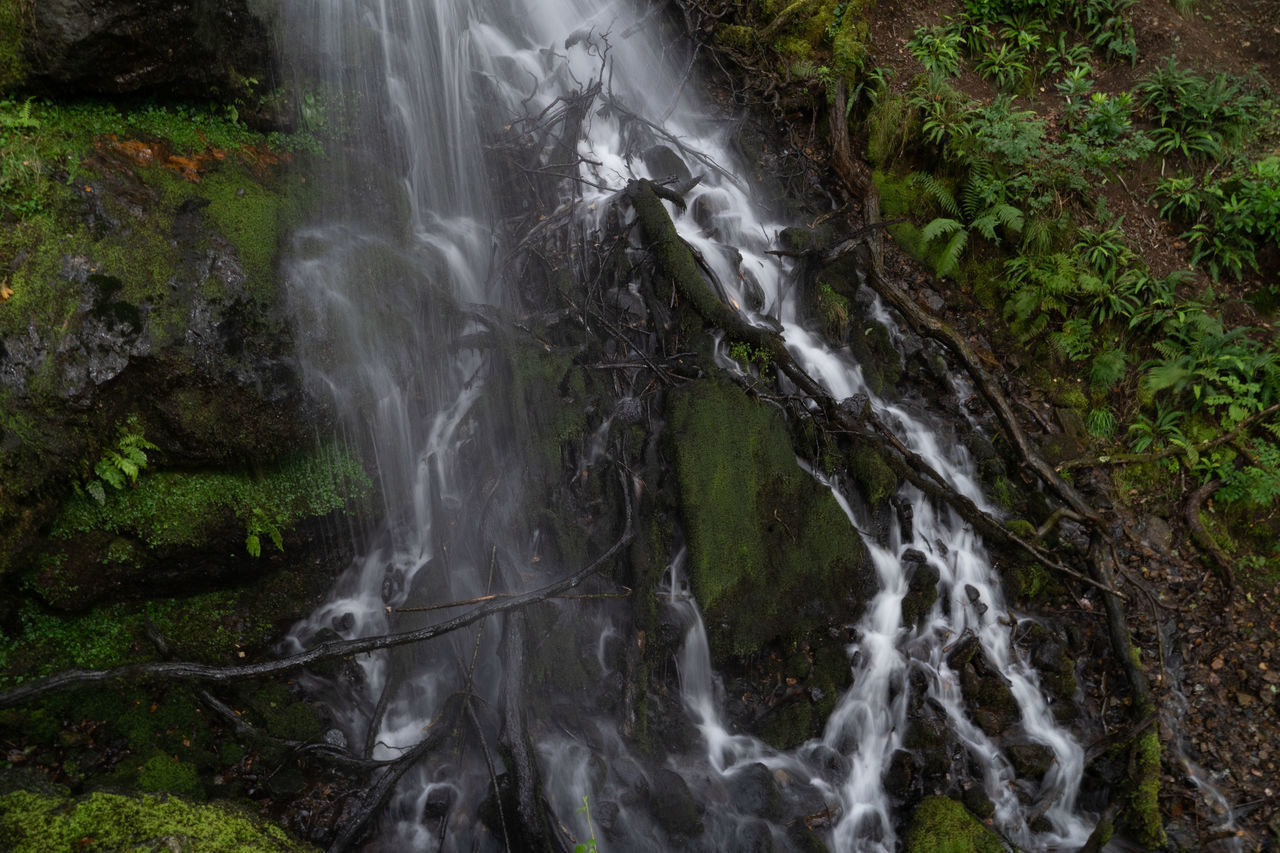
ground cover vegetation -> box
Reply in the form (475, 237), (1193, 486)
(709, 0), (1280, 585)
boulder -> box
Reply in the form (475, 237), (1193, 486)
(16, 0), (274, 106)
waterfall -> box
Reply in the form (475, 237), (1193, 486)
(277, 0), (1097, 849)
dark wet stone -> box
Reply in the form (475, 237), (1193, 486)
(891, 495), (914, 544)
(964, 584), (988, 617)
(803, 743), (850, 780)
(735, 818), (775, 853)
(649, 768), (702, 836)
(594, 800), (620, 835)
(883, 749), (914, 800)
(961, 783), (994, 818)
(727, 763), (782, 820)
(837, 393), (870, 422)
(614, 396), (644, 425)
(24, 0), (274, 107)
(691, 190), (731, 234)
(1006, 742), (1055, 781)
(422, 787), (451, 820)
(643, 145), (692, 185)
(901, 553), (940, 627)
(740, 267), (767, 313)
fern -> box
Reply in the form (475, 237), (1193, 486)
(85, 417), (159, 504)
(1051, 316), (1095, 361)
(0, 98), (40, 130)
(971, 202), (1024, 240)
(1090, 347), (1127, 388)
(908, 172), (960, 216)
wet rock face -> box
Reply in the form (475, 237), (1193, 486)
(22, 0), (273, 101)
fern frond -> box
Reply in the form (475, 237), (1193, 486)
(935, 229), (969, 276)
(921, 216), (963, 244)
(1146, 362), (1191, 392)
(908, 172), (960, 216)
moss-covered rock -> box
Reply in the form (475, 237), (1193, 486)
(902, 796), (1008, 853)
(667, 376), (872, 658)
(33, 443), (370, 610)
(0, 789), (315, 852)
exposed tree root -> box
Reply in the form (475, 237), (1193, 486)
(1185, 478), (1235, 591)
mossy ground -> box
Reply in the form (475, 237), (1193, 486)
(0, 790), (316, 852)
(50, 443), (369, 555)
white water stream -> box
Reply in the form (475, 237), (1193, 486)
(279, 0), (1097, 849)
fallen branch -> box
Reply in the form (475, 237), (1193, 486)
(328, 696), (461, 853)
(0, 510), (633, 710)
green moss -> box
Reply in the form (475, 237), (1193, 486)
(245, 683), (324, 742)
(715, 24), (758, 52)
(1122, 728), (1166, 848)
(1052, 385), (1089, 411)
(902, 796), (1007, 853)
(1004, 519), (1035, 538)
(816, 283), (850, 338)
(51, 443), (370, 552)
(849, 446), (898, 508)
(0, 0), (30, 91)
(0, 580), (299, 686)
(0, 790), (314, 852)
(137, 754), (203, 798)
(199, 167), (288, 302)
(667, 377), (869, 656)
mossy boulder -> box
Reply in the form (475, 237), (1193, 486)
(667, 377), (872, 658)
(903, 796), (1008, 853)
(0, 789), (316, 852)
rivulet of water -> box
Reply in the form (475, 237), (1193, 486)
(277, 0), (1097, 849)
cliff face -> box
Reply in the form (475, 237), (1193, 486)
(7, 0), (275, 107)
(0, 0), (360, 621)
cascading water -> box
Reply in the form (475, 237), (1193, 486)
(277, 0), (1099, 849)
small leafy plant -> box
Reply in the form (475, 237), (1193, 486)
(574, 795), (599, 853)
(85, 417), (159, 505)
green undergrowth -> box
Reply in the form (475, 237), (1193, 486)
(0, 790), (315, 852)
(854, 0), (1280, 571)
(51, 443), (371, 557)
(1, 584), (290, 686)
